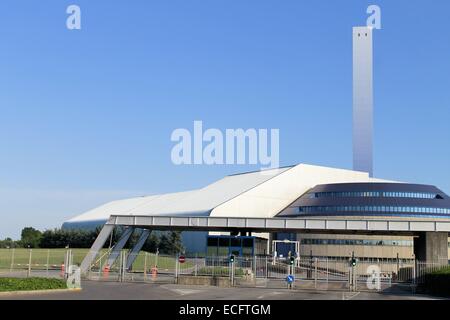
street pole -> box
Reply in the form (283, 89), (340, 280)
(231, 260), (235, 287)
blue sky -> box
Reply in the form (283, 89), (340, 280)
(1, 0), (449, 239)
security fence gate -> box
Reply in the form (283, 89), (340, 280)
(1, 249), (448, 293)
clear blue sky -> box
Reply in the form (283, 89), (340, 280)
(1, 0), (449, 239)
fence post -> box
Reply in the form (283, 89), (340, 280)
(194, 254), (198, 277)
(10, 248), (15, 273)
(99, 256), (102, 277)
(231, 260), (235, 287)
(144, 252), (147, 280)
(265, 256), (268, 279)
(314, 258), (318, 289)
(27, 249), (32, 278)
(175, 254), (179, 284)
(120, 250), (125, 282)
(326, 258), (329, 286)
(46, 249), (50, 276)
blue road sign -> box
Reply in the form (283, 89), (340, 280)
(286, 275), (294, 284)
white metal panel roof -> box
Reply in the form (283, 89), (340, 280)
(66, 166), (291, 223)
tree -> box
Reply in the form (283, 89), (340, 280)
(39, 229), (99, 248)
(168, 231), (184, 255)
(20, 227), (42, 248)
(142, 232), (159, 253)
(158, 233), (171, 254)
(156, 231), (184, 255)
(0, 238), (17, 248)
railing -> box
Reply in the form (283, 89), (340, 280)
(2, 249), (448, 292)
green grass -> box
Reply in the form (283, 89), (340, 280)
(0, 248), (189, 272)
(0, 277), (67, 292)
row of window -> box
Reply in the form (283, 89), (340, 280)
(298, 206), (450, 214)
(301, 239), (413, 247)
(309, 191), (441, 199)
(207, 237), (254, 248)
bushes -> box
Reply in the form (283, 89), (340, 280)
(0, 278), (67, 292)
(423, 267), (450, 297)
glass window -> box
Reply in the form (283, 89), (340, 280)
(242, 238), (253, 248)
(219, 237), (229, 247)
(230, 238), (241, 247)
(207, 237), (218, 247)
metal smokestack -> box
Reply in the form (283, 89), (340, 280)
(353, 26), (373, 177)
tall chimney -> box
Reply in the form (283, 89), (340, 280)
(353, 26), (373, 177)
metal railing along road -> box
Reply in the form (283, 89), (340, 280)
(2, 249), (448, 292)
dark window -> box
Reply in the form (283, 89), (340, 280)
(230, 238), (241, 247)
(207, 237), (218, 247)
(242, 238), (253, 248)
(219, 238), (229, 247)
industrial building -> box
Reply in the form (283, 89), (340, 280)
(63, 163), (450, 268)
(64, 26), (450, 272)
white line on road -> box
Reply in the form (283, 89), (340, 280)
(342, 292), (361, 300)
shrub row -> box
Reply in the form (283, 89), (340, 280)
(422, 267), (450, 297)
(0, 277), (67, 292)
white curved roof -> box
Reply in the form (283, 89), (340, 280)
(64, 164), (395, 225)
(65, 166), (291, 223)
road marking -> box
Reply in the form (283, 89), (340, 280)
(343, 292), (361, 300)
(257, 291), (284, 299)
(160, 285), (204, 296)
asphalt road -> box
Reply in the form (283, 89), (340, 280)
(0, 280), (443, 300)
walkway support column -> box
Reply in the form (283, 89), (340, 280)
(414, 232), (449, 264)
(126, 229), (151, 270)
(80, 224), (114, 274)
(106, 227), (135, 268)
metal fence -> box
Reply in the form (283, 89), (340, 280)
(0, 248), (73, 279)
(1, 249), (448, 293)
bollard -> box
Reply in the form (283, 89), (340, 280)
(103, 265), (110, 280)
(151, 266), (158, 280)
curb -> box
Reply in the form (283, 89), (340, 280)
(0, 288), (82, 297)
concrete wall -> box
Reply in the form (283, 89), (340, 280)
(414, 232), (449, 263)
(177, 276), (232, 287)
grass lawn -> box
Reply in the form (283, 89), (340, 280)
(0, 249), (187, 272)
(0, 277), (67, 292)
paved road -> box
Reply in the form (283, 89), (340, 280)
(0, 280), (443, 300)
